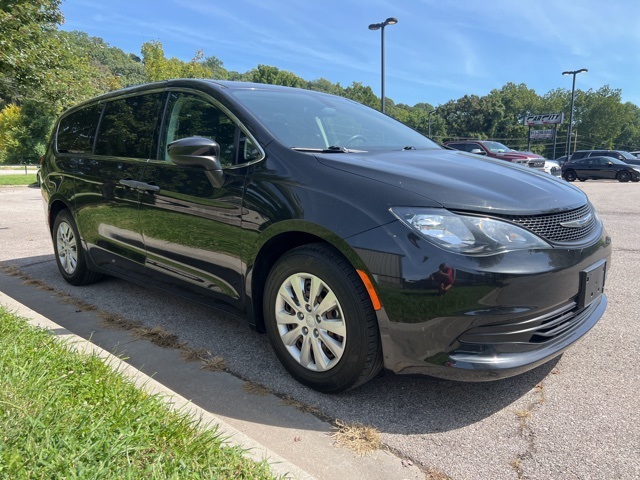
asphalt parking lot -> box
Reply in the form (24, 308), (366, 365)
(1, 181), (639, 479)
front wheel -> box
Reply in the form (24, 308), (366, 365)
(263, 244), (382, 393)
(564, 170), (577, 182)
(52, 210), (102, 286)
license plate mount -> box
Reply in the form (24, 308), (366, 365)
(578, 260), (606, 309)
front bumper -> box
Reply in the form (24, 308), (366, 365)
(348, 220), (612, 381)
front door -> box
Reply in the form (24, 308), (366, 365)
(137, 91), (248, 310)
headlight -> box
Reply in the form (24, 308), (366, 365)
(390, 207), (550, 255)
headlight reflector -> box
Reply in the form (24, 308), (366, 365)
(390, 207), (550, 255)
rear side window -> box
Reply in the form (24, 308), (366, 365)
(56, 104), (103, 154)
(95, 93), (164, 159)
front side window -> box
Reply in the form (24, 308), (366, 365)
(57, 104), (103, 154)
(95, 93), (164, 159)
(161, 92), (243, 167)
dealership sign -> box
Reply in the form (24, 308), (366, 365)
(524, 113), (564, 126)
(530, 129), (555, 140)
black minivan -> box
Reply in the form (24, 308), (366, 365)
(41, 79), (611, 392)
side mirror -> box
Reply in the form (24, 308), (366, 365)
(168, 136), (225, 187)
(470, 148), (486, 155)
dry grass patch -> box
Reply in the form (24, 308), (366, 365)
(426, 467), (455, 480)
(22, 277), (55, 291)
(280, 395), (322, 417)
(0, 264), (21, 276)
(331, 419), (380, 455)
(58, 292), (96, 311)
(200, 355), (227, 372)
(99, 311), (140, 330)
(181, 347), (210, 362)
(242, 381), (270, 396)
(133, 325), (183, 348)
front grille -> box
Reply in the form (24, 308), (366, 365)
(528, 159), (545, 168)
(459, 302), (582, 346)
(497, 204), (597, 243)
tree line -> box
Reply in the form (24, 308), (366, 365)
(2, 0), (639, 164)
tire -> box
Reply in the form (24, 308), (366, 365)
(578, 178), (587, 182)
(52, 210), (102, 286)
(617, 171), (631, 183)
(564, 170), (577, 182)
(263, 244), (382, 393)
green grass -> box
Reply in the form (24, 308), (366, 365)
(0, 174), (38, 186)
(0, 307), (277, 480)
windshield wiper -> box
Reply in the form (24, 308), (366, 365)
(291, 146), (348, 153)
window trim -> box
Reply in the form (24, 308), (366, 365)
(161, 87), (265, 170)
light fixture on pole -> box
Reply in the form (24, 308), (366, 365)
(368, 17), (398, 114)
(562, 68), (587, 158)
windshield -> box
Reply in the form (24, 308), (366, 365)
(619, 151), (637, 160)
(230, 89), (440, 151)
(608, 157), (627, 165)
(483, 141), (513, 153)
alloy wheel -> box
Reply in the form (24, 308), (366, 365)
(274, 272), (346, 372)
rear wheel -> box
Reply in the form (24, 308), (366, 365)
(617, 171), (631, 182)
(53, 210), (102, 286)
(564, 170), (577, 182)
(263, 244), (382, 393)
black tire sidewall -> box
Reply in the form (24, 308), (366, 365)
(52, 210), (91, 285)
(565, 171), (576, 182)
(618, 171), (630, 182)
(263, 246), (377, 392)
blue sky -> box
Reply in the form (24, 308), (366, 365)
(60, 0), (640, 108)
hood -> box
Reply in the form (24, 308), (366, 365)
(315, 148), (587, 215)
(497, 151), (544, 161)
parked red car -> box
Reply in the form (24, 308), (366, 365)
(445, 140), (545, 171)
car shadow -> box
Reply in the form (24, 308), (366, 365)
(3, 255), (562, 436)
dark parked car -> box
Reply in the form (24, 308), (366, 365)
(562, 156), (640, 182)
(570, 149), (639, 165)
(41, 80), (611, 392)
(444, 140), (546, 171)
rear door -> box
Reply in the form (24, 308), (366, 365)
(73, 92), (165, 278)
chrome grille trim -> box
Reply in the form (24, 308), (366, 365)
(496, 204), (597, 243)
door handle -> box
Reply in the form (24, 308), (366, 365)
(119, 179), (161, 193)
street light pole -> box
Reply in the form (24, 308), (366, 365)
(428, 109), (435, 137)
(562, 68), (587, 158)
(368, 17), (398, 114)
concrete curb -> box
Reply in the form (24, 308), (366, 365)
(0, 291), (317, 480)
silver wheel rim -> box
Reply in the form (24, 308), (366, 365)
(275, 272), (347, 372)
(56, 221), (78, 275)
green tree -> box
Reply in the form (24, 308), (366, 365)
(0, 103), (20, 162)
(246, 64), (306, 88)
(202, 55), (228, 80)
(0, 0), (64, 104)
(1, 100), (53, 164)
(141, 40), (213, 82)
(343, 82), (379, 110)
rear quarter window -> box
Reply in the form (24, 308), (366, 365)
(56, 104), (103, 154)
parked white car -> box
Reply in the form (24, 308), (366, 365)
(543, 159), (561, 177)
